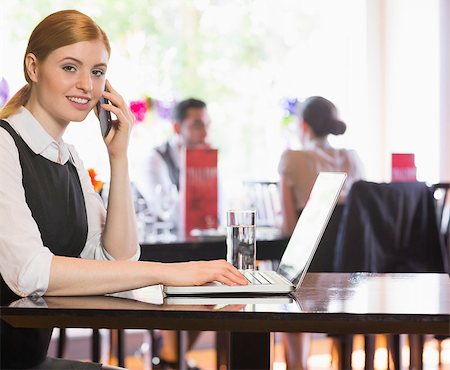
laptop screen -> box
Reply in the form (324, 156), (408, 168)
(277, 172), (347, 286)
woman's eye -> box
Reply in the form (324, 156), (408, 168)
(62, 65), (76, 72)
(92, 70), (105, 77)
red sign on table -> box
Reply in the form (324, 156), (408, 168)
(391, 153), (417, 182)
(180, 148), (218, 236)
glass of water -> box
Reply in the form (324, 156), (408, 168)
(226, 210), (256, 270)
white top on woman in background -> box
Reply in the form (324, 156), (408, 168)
(278, 96), (364, 235)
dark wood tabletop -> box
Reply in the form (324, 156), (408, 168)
(3, 273), (449, 334)
(3, 273), (449, 369)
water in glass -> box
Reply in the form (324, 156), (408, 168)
(226, 224), (256, 270)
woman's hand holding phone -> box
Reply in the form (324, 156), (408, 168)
(96, 80), (135, 160)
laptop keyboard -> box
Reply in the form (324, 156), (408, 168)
(242, 270), (276, 285)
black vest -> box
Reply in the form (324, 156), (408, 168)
(0, 120), (88, 369)
(155, 141), (180, 190)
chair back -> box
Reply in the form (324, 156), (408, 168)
(431, 183), (450, 246)
(243, 181), (281, 227)
(333, 181), (449, 273)
(308, 204), (345, 272)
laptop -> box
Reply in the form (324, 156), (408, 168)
(163, 295), (294, 306)
(163, 172), (347, 296)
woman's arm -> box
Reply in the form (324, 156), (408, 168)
(47, 256), (247, 296)
(98, 81), (139, 259)
(279, 176), (298, 236)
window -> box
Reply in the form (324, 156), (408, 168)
(0, 0), (442, 191)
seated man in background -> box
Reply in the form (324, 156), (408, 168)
(134, 98), (210, 369)
(134, 98), (211, 235)
(135, 97), (210, 198)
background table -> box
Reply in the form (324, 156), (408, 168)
(139, 232), (289, 262)
(2, 273), (449, 369)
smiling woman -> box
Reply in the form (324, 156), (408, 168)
(0, 9), (247, 370)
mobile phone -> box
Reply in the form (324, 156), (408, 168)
(96, 96), (112, 138)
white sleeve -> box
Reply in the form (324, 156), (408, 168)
(0, 128), (54, 297)
(132, 149), (173, 209)
(68, 145), (140, 262)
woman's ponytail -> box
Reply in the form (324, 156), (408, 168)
(0, 84), (31, 119)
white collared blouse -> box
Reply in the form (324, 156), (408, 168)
(0, 107), (139, 298)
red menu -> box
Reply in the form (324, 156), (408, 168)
(180, 148), (218, 236)
(391, 153), (417, 182)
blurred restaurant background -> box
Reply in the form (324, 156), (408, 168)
(2, 0), (448, 190)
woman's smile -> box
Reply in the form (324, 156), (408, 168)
(67, 95), (91, 110)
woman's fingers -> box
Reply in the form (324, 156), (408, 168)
(214, 275), (238, 286)
(103, 80), (122, 106)
(162, 260), (249, 287)
(101, 103), (130, 127)
(102, 81), (134, 123)
(197, 260), (248, 286)
(224, 264), (248, 285)
(98, 81), (134, 149)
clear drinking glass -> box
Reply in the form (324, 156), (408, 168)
(226, 210), (256, 270)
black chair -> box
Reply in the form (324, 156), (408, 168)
(431, 183), (450, 365)
(431, 183), (450, 259)
(333, 180), (449, 369)
(308, 204), (345, 272)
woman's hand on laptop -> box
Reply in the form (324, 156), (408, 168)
(160, 260), (248, 286)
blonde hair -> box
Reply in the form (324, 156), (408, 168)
(0, 10), (110, 119)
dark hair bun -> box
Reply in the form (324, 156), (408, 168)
(300, 96), (346, 137)
(328, 119), (347, 135)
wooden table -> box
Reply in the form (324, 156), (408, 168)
(2, 273), (449, 369)
(57, 232), (290, 365)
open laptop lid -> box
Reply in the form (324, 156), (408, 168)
(277, 172), (347, 288)
(163, 172), (346, 296)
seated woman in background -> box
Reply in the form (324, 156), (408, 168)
(277, 96), (364, 369)
(0, 10), (246, 370)
(278, 95), (364, 235)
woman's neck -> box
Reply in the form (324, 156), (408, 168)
(24, 99), (67, 141)
(303, 135), (329, 150)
